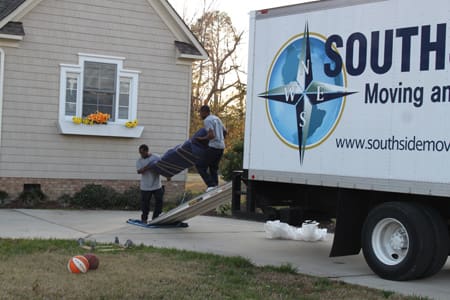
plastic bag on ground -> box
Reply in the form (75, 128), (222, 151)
(264, 220), (327, 241)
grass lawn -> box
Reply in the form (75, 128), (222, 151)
(0, 239), (429, 300)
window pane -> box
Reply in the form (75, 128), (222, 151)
(101, 64), (116, 79)
(67, 75), (78, 90)
(83, 91), (97, 105)
(98, 93), (113, 105)
(83, 61), (117, 120)
(84, 62), (100, 90)
(66, 92), (76, 103)
(118, 78), (130, 119)
(100, 77), (115, 91)
(65, 73), (78, 116)
(84, 62), (116, 92)
(83, 92), (114, 116)
(98, 105), (113, 116)
(118, 107), (128, 119)
(120, 80), (130, 94)
(100, 64), (116, 91)
(84, 75), (98, 90)
(119, 94), (129, 106)
(65, 102), (76, 116)
(82, 104), (98, 116)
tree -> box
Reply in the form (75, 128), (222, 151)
(189, 9), (246, 148)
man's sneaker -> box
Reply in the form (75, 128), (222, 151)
(205, 186), (217, 193)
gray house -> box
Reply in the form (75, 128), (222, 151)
(0, 0), (207, 202)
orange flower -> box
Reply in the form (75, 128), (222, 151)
(87, 111), (110, 124)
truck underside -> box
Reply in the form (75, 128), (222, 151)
(231, 170), (450, 280)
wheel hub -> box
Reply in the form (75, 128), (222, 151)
(371, 218), (409, 265)
(389, 229), (407, 251)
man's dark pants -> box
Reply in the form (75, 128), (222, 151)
(196, 147), (224, 188)
(140, 187), (164, 222)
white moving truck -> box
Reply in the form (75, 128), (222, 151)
(234, 0), (450, 280)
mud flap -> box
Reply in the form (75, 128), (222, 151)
(330, 190), (369, 257)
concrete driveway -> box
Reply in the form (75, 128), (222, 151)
(1, 208), (449, 299)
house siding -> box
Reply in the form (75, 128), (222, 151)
(0, 0), (193, 200)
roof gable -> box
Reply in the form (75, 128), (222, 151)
(147, 0), (207, 60)
(0, 0), (26, 36)
(0, 20), (23, 35)
(0, 0), (207, 60)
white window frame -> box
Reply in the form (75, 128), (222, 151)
(58, 53), (143, 138)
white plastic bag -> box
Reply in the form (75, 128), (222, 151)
(264, 220), (327, 241)
(298, 220), (327, 241)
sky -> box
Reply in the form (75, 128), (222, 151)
(168, 0), (310, 71)
(168, 0), (305, 34)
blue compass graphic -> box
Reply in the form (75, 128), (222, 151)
(259, 24), (356, 164)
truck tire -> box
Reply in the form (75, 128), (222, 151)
(415, 204), (449, 278)
(361, 202), (434, 280)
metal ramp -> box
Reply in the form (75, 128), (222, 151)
(148, 182), (232, 225)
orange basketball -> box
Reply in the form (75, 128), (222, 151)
(67, 255), (90, 273)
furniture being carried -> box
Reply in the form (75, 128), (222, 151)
(146, 128), (208, 178)
(127, 128), (231, 227)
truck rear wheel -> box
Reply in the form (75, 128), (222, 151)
(415, 204), (449, 278)
(362, 202), (434, 280)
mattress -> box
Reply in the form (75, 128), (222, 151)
(147, 128), (208, 177)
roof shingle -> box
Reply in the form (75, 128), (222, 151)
(0, 0), (26, 21)
(174, 41), (202, 56)
(0, 21), (23, 35)
(0, 0), (25, 36)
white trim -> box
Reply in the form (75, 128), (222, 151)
(185, 67), (193, 138)
(121, 69), (141, 74)
(176, 59), (195, 66)
(119, 71), (139, 121)
(0, 40), (20, 48)
(177, 53), (206, 61)
(58, 53), (141, 137)
(79, 54), (123, 69)
(0, 48), (4, 149)
(78, 52), (126, 61)
(57, 120), (144, 138)
(59, 64), (81, 121)
(0, 34), (23, 41)
(60, 63), (80, 68)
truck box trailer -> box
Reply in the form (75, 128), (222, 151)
(234, 0), (450, 280)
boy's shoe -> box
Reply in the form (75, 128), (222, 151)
(205, 186), (217, 193)
(141, 214), (148, 224)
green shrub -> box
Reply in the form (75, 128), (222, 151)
(115, 185), (140, 210)
(220, 139), (243, 181)
(70, 184), (118, 209)
(215, 202), (231, 216)
(18, 189), (47, 208)
(57, 194), (72, 208)
(0, 190), (8, 205)
(66, 184), (141, 210)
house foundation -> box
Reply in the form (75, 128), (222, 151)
(0, 177), (185, 204)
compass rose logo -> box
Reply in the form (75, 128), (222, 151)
(259, 24), (356, 164)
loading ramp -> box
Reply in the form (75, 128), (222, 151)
(148, 182), (232, 225)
